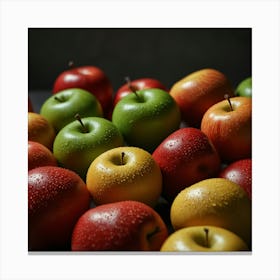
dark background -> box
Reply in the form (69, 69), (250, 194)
(28, 28), (251, 112)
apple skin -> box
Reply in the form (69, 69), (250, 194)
(113, 78), (168, 106)
(152, 127), (221, 201)
(235, 77), (252, 98)
(170, 68), (234, 127)
(53, 117), (124, 179)
(53, 65), (113, 116)
(28, 112), (56, 150)
(28, 141), (57, 170)
(201, 96), (252, 163)
(86, 146), (162, 207)
(170, 178), (252, 247)
(71, 200), (169, 251)
(28, 166), (90, 250)
(160, 225), (248, 252)
(112, 88), (181, 153)
(40, 88), (103, 133)
(219, 158), (252, 199)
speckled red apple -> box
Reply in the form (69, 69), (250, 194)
(28, 166), (90, 250)
(219, 158), (252, 199)
(28, 141), (57, 170)
(152, 127), (221, 201)
(71, 200), (169, 251)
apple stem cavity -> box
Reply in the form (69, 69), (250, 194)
(75, 113), (89, 133)
(54, 96), (64, 102)
(224, 94), (233, 111)
(124, 76), (141, 100)
(204, 227), (209, 248)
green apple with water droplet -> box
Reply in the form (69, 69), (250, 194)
(40, 88), (103, 133)
(53, 115), (124, 179)
(112, 88), (181, 152)
(86, 146), (162, 207)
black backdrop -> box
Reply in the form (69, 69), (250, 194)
(28, 28), (251, 93)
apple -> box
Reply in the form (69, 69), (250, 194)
(71, 200), (169, 251)
(53, 115), (124, 179)
(170, 178), (252, 247)
(86, 146), (162, 207)
(160, 225), (248, 252)
(219, 158), (252, 199)
(152, 127), (221, 201)
(113, 77), (168, 106)
(40, 88), (103, 133)
(201, 96), (252, 163)
(28, 141), (57, 170)
(169, 68), (234, 127)
(53, 63), (113, 116)
(28, 166), (90, 250)
(28, 112), (56, 150)
(112, 88), (181, 153)
(235, 77), (252, 98)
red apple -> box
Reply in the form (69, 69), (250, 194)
(53, 64), (113, 116)
(170, 68), (234, 127)
(28, 141), (57, 170)
(28, 166), (90, 250)
(71, 200), (169, 251)
(219, 158), (252, 199)
(152, 127), (221, 201)
(113, 77), (168, 106)
(201, 96), (252, 163)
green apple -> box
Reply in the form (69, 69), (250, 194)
(235, 77), (252, 98)
(112, 88), (181, 152)
(160, 226), (248, 252)
(40, 88), (103, 132)
(53, 115), (124, 179)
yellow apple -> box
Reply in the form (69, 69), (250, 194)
(170, 178), (251, 247)
(160, 225), (248, 252)
(28, 112), (56, 150)
(86, 146), (162, 207)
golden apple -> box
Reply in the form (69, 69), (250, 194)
(170, 178), (251, 247)
(86, 146), (162, 207)
(28, 112), (55, 150)
(160, 225), (248, 252)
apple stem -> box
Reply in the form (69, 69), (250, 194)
(124, 76), (140, 100)
(75, 113), (89, 133)
(204, 228), (209, 247)
(54, 96), (63, 102)
(224, 94), (233, 111)
(121, 152), (125, 165)
(68, 60), (74, 68)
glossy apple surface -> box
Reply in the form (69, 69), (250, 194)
(219, 158), (252, 199)
(71, 200), (168, 251)
(28, 141), (57, 170)
(170, 178), (252, 247)
(40, 88), (103, 133)
(170, 68), (234, 127)
(152, 127), (221, 201)
(160, 225), (248, 252)
(28, 112), (56, 150)
(86, 146), (162, 207)
(113, 77), (167, 106)
(28, 166), (90, 250)
(53, 116), (124, 179)
(53, 65), (113, 116)
(201, 96), (252, 163)
(235, 77), (252, 98)
(112, 88), (181, 153)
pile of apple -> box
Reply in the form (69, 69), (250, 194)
(28, 65), (252, 252)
